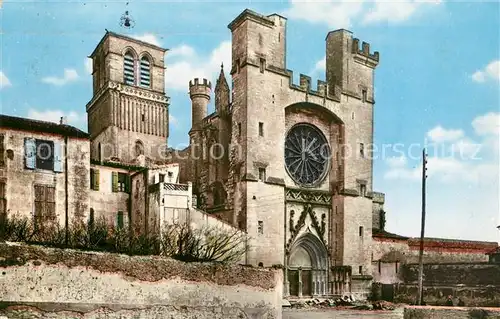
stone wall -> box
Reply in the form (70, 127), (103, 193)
(403, 306), (500, 319)
(0, 127), (90, 226)
(392, 263), (500, 307)
(0, 242), (283, 318)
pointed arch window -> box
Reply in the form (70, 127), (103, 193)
(123, 51), (136, 85)
(139, 56), (151, 87)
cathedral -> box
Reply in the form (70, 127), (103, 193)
(87, 9), (384, 297)
(1, 8), (496, 301)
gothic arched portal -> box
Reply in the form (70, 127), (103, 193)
(286, 233), (329, 297)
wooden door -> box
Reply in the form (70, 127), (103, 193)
(289, 270), (299, 296)
(301, 270), (312, 296)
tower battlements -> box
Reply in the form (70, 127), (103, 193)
(189, 78), (211, 129)
(352, 38), (379, 65)
(189, 78), (212, 99)
(283, 71), (341, 102)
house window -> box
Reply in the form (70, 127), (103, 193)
(258, 168), (266, 182)
(139, 56), (151, 87)
(36, 139), (55, 171)
(395, 261), (399, 273)
(124, 51), (136, 85)
(259, 122), (264, 137)
(90, 168), (100, 191)
(238, 123), (241, 137)
(360, 184), (366, 197)
(362, 89), (367, 102)
(0, 181), (6, 223)
(0, 134), (5, 167)
(360, 143), (364, 158)
(89, 208), (95, 228)
(117, 211), (124, 229)
(258, 221), (264, 234)
(378, 260), (381, 274)
(359, 266), (363, 275)
(135, 140), (144, 157)
(231, 79), (235, 101)
(112, 172), (129, 193)
(25, 138), (62, 172)
(259, 58), (266, 73)
(34, 185), (56, 230)
(159, 174), (165, 183)
(359, 226), (363, 237)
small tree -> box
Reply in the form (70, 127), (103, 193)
(160, 223), (248, 264)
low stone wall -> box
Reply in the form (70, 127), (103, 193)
(0, 242), (283, 318)
(404, 306), (500, 318)
(392, 263), (500, 307)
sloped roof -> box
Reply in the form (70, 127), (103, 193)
(0, 114), (89, 139)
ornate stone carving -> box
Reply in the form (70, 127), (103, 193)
(286, 188), (332, 206)
(286, 203), (327, 253)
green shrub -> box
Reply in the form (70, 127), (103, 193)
(0, 213), (248, 264)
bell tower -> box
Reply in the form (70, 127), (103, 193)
(86, 31), (170, 163)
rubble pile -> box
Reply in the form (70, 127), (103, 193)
(288, 296), (397, 311)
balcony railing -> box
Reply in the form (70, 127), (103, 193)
(163, 183), (189, 192)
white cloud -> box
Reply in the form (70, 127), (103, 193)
(284, 0), (441, 28)
(165, 41), (231, 92)
(132, 33), (162, 47)
(385, 112), (500, 184)
(427, 125), (464, 143)
(449, 138), (482, 159)
(169, 114), (179, 126)
(363, 0), (441, 24)
(472, 60), (500, 83)
(284, 0), (364, 29)
(0, 71), (12, 89)
(386, 155), (408, 168)
(84, 58), (93, 75)
(27, 109), (85, 127)
(41, 69), (79, 86)
(312, 56), (326, 74)
(472, 112), (500, 136)
(168, 45), (195, 59)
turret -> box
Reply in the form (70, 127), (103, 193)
(325, 29), (379, 100)
(215, 63), (230, 115)
(189, 78), (211, 129)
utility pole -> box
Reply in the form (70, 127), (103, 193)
(417, 149), (427, 305)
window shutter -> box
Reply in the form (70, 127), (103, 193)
(125, 175), (131, 193)
(53, 142), (63, 172)
(24, 138), (36, 169)
(94, 169), (100, 191)
(117, 211), (124, 229)
(112, 172), (118, 192)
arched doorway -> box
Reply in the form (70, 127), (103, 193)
(287, 233), (329, 297)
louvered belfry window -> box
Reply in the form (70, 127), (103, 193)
(140, 56), (151, 87)
(124, 52), (135, 85)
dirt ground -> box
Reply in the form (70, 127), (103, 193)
(282, 307), (405, 319)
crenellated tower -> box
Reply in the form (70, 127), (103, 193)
(189, 78), (211, 129)
(326, 29), (379, 101)
(188, 78), (212, 208)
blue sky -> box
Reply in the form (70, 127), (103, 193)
(1, 1), (499, 242)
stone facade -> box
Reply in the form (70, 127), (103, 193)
(177, 9), (382, 298)
(87, 32), (169, 163)
(371, 232), (497, 284)
(1, 8), (498, 303)
(0, 115), (90, 227)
